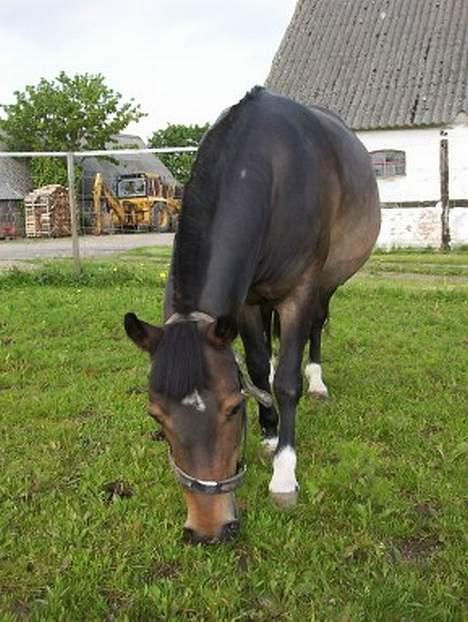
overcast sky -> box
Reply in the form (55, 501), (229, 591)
(0, 0), (296, 141)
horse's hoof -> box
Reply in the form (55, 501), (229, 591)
(309, 389), (329, 401)
(270, 489), (299, 508)
(261, 436), (278, 455)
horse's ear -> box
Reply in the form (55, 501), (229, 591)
(205, 316), (238, 348)
(124, 313), (163, 354)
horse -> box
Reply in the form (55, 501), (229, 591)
(124, 86), (380, 544)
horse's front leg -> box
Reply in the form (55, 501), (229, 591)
(269, 302), (312, 506)
(239, 305), (279, 448)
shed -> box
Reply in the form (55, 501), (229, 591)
(0, 150), (32, 238)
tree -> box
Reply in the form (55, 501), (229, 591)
(0, 72), (145, 186)
(149, 123), (209, 184)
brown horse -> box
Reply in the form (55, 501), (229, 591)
(125, 87), (380, 543)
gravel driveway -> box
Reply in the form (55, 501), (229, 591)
(0, 233), (174, 268)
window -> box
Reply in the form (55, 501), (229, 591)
(370, 150), (406, 178)
(117, 178), (146, 198)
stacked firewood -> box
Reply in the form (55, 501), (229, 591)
(24, 185), (72, 238)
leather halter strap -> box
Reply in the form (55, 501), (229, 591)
(168, 426), (247, 496)
(168, 455), (247, 495)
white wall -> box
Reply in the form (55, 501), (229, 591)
(357, 127), (441, 202)
(450, 208), (468, 247)
(357, 125), (468, 247)
(447, 124), (468, 199)
(377, 205), (442, 249)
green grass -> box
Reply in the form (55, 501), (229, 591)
(0, 250), (467, 621)
(365, 252), (468, 279)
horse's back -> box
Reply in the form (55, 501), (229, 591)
(238, 89), (380, 292)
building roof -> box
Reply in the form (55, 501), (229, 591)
(80, 134), (176, 198)
(0, 148), (32, 201)
(266, 0), (468, 130)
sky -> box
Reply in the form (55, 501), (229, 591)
(0, 0), (297, 141)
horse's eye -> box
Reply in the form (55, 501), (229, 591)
(148, 406), (164, 421)
(227, 400), (244, 418)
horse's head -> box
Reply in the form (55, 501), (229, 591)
(124, 312), (245, 544)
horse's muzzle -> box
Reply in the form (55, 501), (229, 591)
(183, 520), (240, 545)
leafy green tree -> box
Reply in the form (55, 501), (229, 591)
(0, 72), (145, 187)
(149, 123), (209, 184)
(30, 157), (71, 188)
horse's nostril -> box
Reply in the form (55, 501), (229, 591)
(182, 527), (212, 545)
(182, 527), (198, 544)
(220, 520), (240, 542)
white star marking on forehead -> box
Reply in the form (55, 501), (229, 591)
(181, 390), (206, 412)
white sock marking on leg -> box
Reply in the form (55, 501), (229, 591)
(304, 363), (329, 396)
(269, 446), (298, 494)
(262, 436), (278, 453)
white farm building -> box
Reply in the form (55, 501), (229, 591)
(266, 0), (468, 248)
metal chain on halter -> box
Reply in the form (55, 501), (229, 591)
(234, 353), (273, 408)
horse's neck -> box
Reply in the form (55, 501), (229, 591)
(197, 245), (252, 318)
(172, 168), (269, 318)
(195, 198), (265, 317)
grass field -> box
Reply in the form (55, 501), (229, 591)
(0, 249), (467, 621)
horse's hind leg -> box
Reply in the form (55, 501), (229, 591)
(305, 289), (335, 400)
(239, 306), (279, 450)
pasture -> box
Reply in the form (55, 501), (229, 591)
(0, 249), (467, 621)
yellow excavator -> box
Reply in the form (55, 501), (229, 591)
(92, 172), (182, 234)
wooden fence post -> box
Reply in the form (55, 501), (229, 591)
(439, 137), (451, 251)
(66, 152), (82, 276)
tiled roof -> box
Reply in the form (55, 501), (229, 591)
(79, 134), (177, 198)
(266, 0), (468, 129)
(0, 150), (32, 200)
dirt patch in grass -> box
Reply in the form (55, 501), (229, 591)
(149, 429), (166, 442)
(236, 548), (250, 572)
(126, 385), (147, 395)
(1, 583), (47, 621)
(76, 408), (99, 420)
(421, 424), (444, 437)
(0, 337), (15, 346)
(101, 480), (134, 503)
(414, 502), (440, 517)
(101, 587), (130, 621)
(147, 560), (180, 581)
(8, 600), (31, 621)
(395, 534), (442, 562)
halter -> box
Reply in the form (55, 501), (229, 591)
(168, 409), (247, 495)
(162, 311), (270, 495)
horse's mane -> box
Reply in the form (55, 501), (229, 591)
(150, 322), (208, 400)
(172, 86), (265, 314)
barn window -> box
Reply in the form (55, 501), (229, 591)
(370, 150), (406, 177)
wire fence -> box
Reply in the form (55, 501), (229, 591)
(0, 147), (198, 274)
(0, 136), (467, 272)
